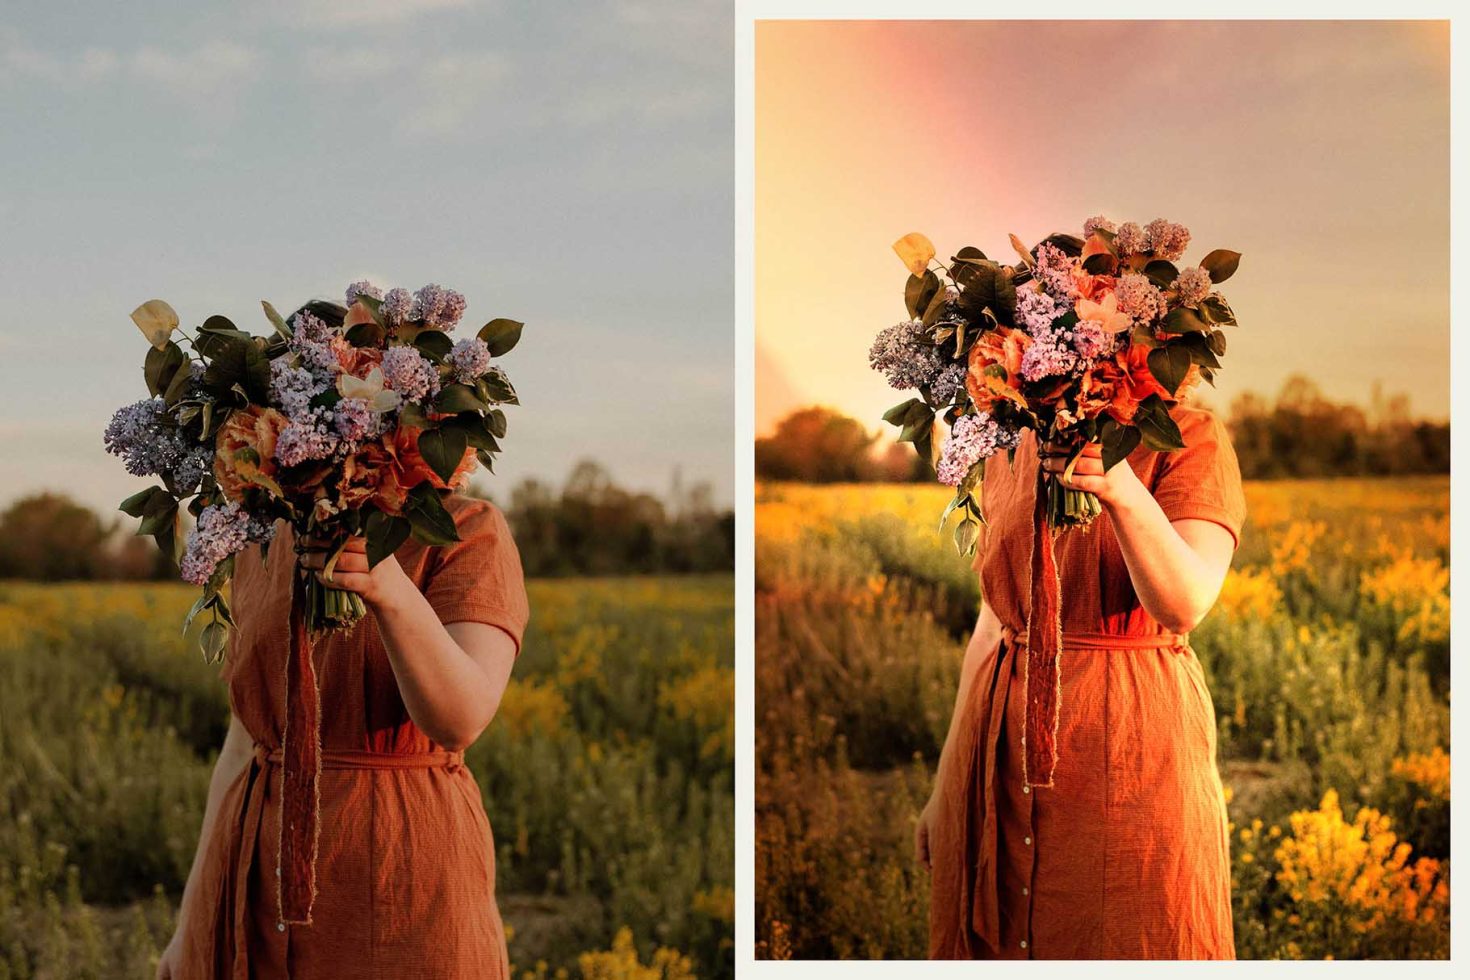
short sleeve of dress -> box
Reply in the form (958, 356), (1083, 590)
(423, 499), (531, 656)
(1150, 408), (1248, 550)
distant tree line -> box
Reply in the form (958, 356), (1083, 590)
(0, 462), (733, 582)
(757, 377), (1448, 484)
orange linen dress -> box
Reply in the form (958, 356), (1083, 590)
(175, 495), (531, 979)
(928, 405), (1247, 960)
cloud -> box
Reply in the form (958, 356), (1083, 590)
(1, 32), (259, 104)
(262, 0), (478, 30)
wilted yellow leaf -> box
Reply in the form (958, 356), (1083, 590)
(131, 299), (179, 349)
(1008, 234), (1035, 269)
(892, 233), (936, 277)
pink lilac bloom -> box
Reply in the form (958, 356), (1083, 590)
(448, 337), (492, 383)
(1071, 319), (1120, 360)
(290, 311), (343, 375)
(275, 409), (340, 467)
(412, 284), (467, 331)
(1113, 222), (1146, 256)
(1033, 243), (1078, 301)
(1145, 219), (1191, 261)
(180, 501), (274, 585)
(103, 396), (212, 493)
(1016, 290), (1082, 381)
(1114, 273), (1164, 324)
(381, 288), (414, 326)
(1172, 266), (1212, 308)
(332, 397), (382, 444)
(931, 362), (966, 404)
(380, 345), (441, 403)
(1082, 215), (1116, 237)
(936, 412), (1021, 486)
(345, 281), (383, 306)
(270, 360), (326, 420)
(869, 319), (943, 390)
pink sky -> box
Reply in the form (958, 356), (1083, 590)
(755, 20), (1449, 435)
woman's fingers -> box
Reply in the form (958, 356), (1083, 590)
(314, 569), (373, 593)
(299, 549), (371, 574)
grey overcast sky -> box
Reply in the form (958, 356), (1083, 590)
(0, 0), (732, 515)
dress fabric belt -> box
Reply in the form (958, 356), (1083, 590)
(968, 623), (1189, 954)
(230, 743), (466, 980)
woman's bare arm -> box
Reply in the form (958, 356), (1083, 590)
(157, 713), (253, 978)
(300, 536), (516, 751)
(1041, 442), (1235, 633)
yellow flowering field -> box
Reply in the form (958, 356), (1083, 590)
(755, 476), (1449, 960)
(0, 575), (733, 980)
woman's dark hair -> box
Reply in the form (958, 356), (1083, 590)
(293, 300), (349, 330)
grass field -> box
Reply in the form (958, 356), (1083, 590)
(0, 575), (733, 980)
(755, 477), (1450, 960)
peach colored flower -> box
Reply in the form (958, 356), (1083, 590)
(386, 426), (479, 492)
(965, 326), (1030, 411)
(1075, 291), (1132, 334)
(338, 441), (411, 515)
(1071, 267), (1117, 303)
(214, 405), (289, 501)
(336, 342), (384, 379)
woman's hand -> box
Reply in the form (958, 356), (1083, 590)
(915, 795), (937, 871)
(298, 535), (414, 609)
(156, 933), (183, 979)
(1039, 440), (1144, 509)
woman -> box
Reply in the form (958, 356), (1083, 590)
(157, 483), (530, 976)
(915, 403), (1247, 960)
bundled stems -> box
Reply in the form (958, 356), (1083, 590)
(1044, 473), (1103, 528)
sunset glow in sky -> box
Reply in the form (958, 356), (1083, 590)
(755, 19), (1449, 436)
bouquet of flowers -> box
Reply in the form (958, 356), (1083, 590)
(871, 217), (1240, 554)
(870, 217), (1241, 789)
(104, 281), (522, 922)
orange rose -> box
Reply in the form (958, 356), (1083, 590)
(965, 326), (1030, 412)
(386, 426), (479, 493)
(1071, 267), (1118, 303)
(214, 405), (290, 501)
(336, 342), (383, 379)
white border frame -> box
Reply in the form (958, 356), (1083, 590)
(734, 1), (1465, 975)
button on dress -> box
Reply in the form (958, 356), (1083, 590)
(927, 405), (1247, 960)
(174, 495), (531, 978)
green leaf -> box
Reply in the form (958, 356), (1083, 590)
(1206, 330), (1228, 357)
(1199, 294), (1237, 327)
(364, 509), (413, 568)
(416, 426), (469, 484)
(204, 338), (271, 404)
(1147, 344), (1193, 396)
(202, 314), (237, 334)
(345, 322), (385, 348)
(199, 621), (230, 663)
(486, 408), (507, 439)
(260, 301), (292, 340)
(904, 271), (940, 320)
(1098, 418), (1141, 471)
(137, 498), (179, 537)
(1081, 252), (1116, 276)
(435, 383), (488, 415)
(355, 294), (386, 328)
(1171, 332), (1221, 369)
(475, 449), (497, 472)
(1161, 306), (1209, 335)
(478, 372), (519, 405)
(1134, 395), (1186, 451)
(404, 485), (461, 546)
(1199, 249), (1241, 284)
(120, 486), (173, 519)
(194, 323), (252, 360)
(415, 330), (453, 361)
(953, 515), (980, 556)
(1143, 259), (1178, 289)
(883, 398), (925, 426)
(144, 341), (186, 398)
(478, 318), (524, 357)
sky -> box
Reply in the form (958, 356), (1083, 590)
(0, 0), (732, 516)
(754, 19), (1450, 437)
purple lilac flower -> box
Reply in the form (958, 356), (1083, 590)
(1172, 266), (1211, 308)
(1114, 222), (1146, 256)
(274, 408), (340, 467)
(332, 397), (382, 444)
(1033, 243), (1077, 300)
(381, 288), (414, 327)
(289, 311), (341, 375)
(179, 502), (275, 585)
(936, 412), (1022, 487)
(345, 280), (383, 306)
(447, 337), (492, 383)
(1145, 219), (1191, 261)
(869, 319), (943, 391)
(931, 362), (966, 404)
(270, 360), (326, 421)
(103, 397), (211, 494)
(1114, 273), (1164, 324)
(1071, 319), (1120, 360)
(380, 345), (441, 403)
(411, 284), (467, 331)
(1083, 215), (1116, 237)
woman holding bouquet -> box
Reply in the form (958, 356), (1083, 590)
(914, 401), (1247, 959)
(153, 301), (531, 979)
